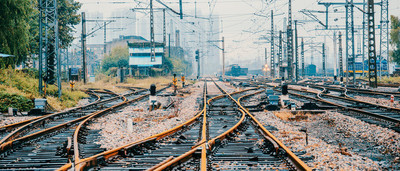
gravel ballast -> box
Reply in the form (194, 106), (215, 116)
(254, 110), (400, 170)
(89, 83), (204, 149)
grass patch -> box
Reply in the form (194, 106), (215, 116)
(68, 74), (173, 93)
(0, 68), (88, 112)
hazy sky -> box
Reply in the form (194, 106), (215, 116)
(76, 0), (400, 70)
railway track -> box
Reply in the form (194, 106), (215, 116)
(286, 86), (400, 133)
(301, 83), (400, 100)
(0, 90), (102, 140)
(62, 81), (254, 170)
(0, 86), (165, 170)
(153, 80), (310, 170)
(56, 80), (309, 170)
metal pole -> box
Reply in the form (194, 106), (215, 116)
(322, 43), (326, 77)
(345, 0), (356, 85)
(265, 48), (268, 77)
(222, 37), (225, 78)
(301, 38), (305, 77)
(380, 0), (389, 78)
(179, 0), (183, 19)
(66, 48), (69, 82)
(168, 34), (171, 58)
(270, 10), (275, 78)
(339, 32), (343, 80)
(150, 0), (156, 62)
(368, 0), (378, 87)
(287, 0), (294, 80)
(278, 31), (283, 78)
(363, 0), (368, 77)
(294, 20), (298, 82)
(104, 22), (106, 54)
(38, 0), (43, 95)
(81, 12), (87, 84)
(333, 31), (337, 78)
(163, 9), (166, 49)
(198, 51), (200, 78)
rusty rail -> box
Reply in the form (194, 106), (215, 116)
(214, 80), (311, 171)
(288, 88), (400, 124)
(0, 91), (101, 136)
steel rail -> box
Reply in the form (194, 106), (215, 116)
(0, 90), (126, 145)
(305, 84), (400, 97)
(69, 81), (257, 171)
(154, 81), (251, 171)
(72, 86), (170, 170)
(58, 84), (203, 171)
(288, 88), (400, 124)
(157, 80), (310, 171)
(213, 80), (311, 171)
(0, 91), (127, 155)
(0, 91), (101, 137)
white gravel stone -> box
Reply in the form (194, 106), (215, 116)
(354, 95), (400, 107)
(89, 82), (204, 149)
(372, 87), (399, 93)
(76, 98), (90, 107)
(0, 116), (36, 127)
(254, 111), (383, 170)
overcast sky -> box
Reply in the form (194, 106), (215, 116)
(75, 0), (400, 70)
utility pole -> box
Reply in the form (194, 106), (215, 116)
(363, 0), (368, 77)
(163, 9), (166, 73)
(322, 43), (326, 77)
(338, 32), (343, 81)
(301, 38), (305, 77)
(368, 0), (378, 88)
(278, 31), (283, 78)
(150, 0), (156, 63)
(104, 22), (107, 54)
(163, 9), (166, 54)
(311, 39), (314, 65)
(265, 48), (268, 77)
(345, 0), (355, 85)
(380, 0), (389, 78)
(179, 0), (183, 19)
(196, 50), (200, 78)
(294, 20), (299, 82)
(333, 31), (338, 80)
(81, 12), (87, 84)
(66, 48), (69, 82)
(270, 10), (275, 78)
(168, 34), (171, 58)
(38, 0), (61, 98)
(287, 0), (294, 80)
(222, 36), (225, 78)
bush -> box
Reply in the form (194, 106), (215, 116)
(0, 68), (88, 111)
(0, 92), (34, 112)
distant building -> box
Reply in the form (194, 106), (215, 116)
(128, 42), (164, 68)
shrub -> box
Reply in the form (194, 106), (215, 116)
(0, 92), (34, 112)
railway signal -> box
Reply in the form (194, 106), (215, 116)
(181, 75), (185, 87)
(195, 50), (200, 79)
(149, 84), (157, 111)
(173, 74), (178, 93)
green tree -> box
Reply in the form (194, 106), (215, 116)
(390, 15), (400, 64)
(0, 0), (81, 69)
(57, 0), (81, 48)
(0, 0), (32, 68)
(101, 46), (129, 72)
